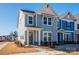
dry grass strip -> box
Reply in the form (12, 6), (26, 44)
(0, 42), (38, 55)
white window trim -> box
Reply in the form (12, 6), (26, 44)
(47, 17), (52, 26)
(42, 16), (52, 26)
(77, 24), (79, 29)
(62, 19), (74, 22)
(64, 32), (72, 41)
(29, 31), (34, 45)
(58, 32), (64, 41)
(36, 14), (37, 26)
(43, 32), (47, 42)
(42, 16), (47, 25)
(43, 31), (52, 42)
(27, 15), (34, 25)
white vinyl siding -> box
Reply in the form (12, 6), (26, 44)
(48, 18), (52, 25)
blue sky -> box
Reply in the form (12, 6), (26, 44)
(0, 3), (79, 35)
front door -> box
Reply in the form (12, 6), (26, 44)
(29, 32), (34, 45)
(58, 33), (63, 42)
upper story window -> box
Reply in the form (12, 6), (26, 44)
(43, 17), (52, 26)
(43, 17), (47, 24)
(66, 22), (71, 27)
(57, 20), (61, 30)
(66, 22), (71, 29)
(48, 18), (52, 25)
(77, 24), (79, 29)
(28, 16), (33, 25)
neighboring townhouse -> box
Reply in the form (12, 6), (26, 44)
(58, 12), (75, 44)
(0, 35), (16, 41)
(18, 4), (58, 46)
(74, 14), (79, 43)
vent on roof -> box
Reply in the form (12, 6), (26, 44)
(67, 15), (70, 19)
(45, 4), (49, 8)
(68, 12), (70, 15)
(47, 4), (49, 8)
(74, 19), (77, 21)
(67, 12), (70, 19)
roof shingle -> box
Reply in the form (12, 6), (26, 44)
(21, 9), (35, 13)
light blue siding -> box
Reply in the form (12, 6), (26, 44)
(37, 14), (58, 42)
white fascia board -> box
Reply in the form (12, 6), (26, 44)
(62, 19), (74, 22)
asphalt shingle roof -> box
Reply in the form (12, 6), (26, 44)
(59, 12), (75, 20)
(21, 9), (35, 13)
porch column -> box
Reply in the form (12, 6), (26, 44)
(27, 30), (29, 46)
(35, 31), (37, 43)
(38, 30), (41, 45)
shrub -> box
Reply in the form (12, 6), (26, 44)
(15, 41), (24, 47)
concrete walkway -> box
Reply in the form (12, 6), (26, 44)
(55, 44), (79, 52)
(13, 46), (65, 55)
(0, 42), (9, 50)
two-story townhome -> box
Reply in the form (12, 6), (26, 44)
(74, 14), (79, 43)
(18, 4), (58, 46)
(58, 12), (75, 44)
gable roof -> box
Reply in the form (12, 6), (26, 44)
(59, 12), (75, 20)
(36, 4), (57, 16)
(20, 9), (35, 13)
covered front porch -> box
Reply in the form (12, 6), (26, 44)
(24, 27), (42, 46)
(57, 29), (74, 44)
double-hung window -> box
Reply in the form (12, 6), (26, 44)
(43, 17), (52, 26)
(43, 32), (47, 42)
(43, 31), (52, 42)
(28, 16), (33, 25)
(66, 22), (70, 30)
(43, 17), (47, 25)
(48, 18), (52, 25)
(48, 32), (52, 42)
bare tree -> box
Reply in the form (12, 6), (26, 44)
(13, 31), (18, 40)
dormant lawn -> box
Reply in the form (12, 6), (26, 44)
(0, 42), (79, 55)
(0, 42), (38, 55)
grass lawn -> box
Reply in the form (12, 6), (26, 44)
(0, 42), (38, 55)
